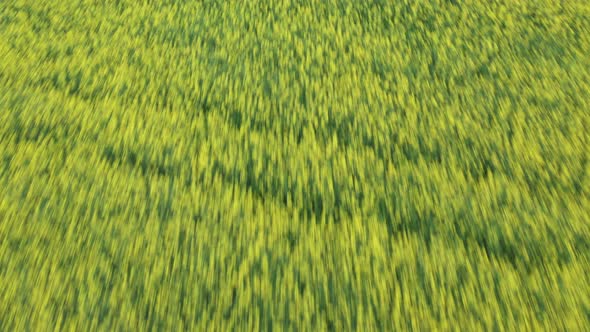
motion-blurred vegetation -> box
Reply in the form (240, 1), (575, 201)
(1, 0), (589, 330)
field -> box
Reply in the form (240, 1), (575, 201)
(1, 0), (589, 330)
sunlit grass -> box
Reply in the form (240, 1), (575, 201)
(1, 0), (589, 329)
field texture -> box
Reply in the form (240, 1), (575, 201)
(1, 0), (590, 330)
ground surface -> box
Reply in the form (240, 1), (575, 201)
(1, 0), (589, 330)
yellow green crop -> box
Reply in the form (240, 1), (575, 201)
(1, 0), (589, 330)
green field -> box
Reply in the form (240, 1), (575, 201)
(1, 0), (589, 330)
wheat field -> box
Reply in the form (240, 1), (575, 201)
(1, 0), (589, 330)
